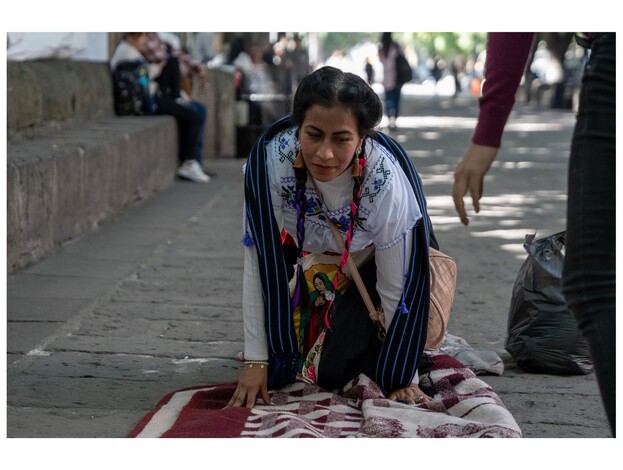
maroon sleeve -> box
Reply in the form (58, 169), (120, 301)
(472, 33), (535, 148)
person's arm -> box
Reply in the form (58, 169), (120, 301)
(375, 232), (430, 404)
(367, 160), (424, 389)
(473, 32), (535, 147)
(375, 230), (412, 349)
(239, 153), (284, 363)
(226, 213), (272, 409)
(227, 155), (283, 409)
(453, 33), (535, 225)
(374, 229), (418, 387)
(242, 238), (269, 361)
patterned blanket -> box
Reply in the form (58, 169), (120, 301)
(129, 355), (521, 438)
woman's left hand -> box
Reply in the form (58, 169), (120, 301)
(388, 384), (432, 405)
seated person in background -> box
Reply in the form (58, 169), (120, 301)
(110, 32), (210, 183)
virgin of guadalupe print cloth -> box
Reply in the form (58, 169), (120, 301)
(129, 355), (521, 438)
(288, 252), (350, 383)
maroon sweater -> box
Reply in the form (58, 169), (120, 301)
(472, 33), (535, 148)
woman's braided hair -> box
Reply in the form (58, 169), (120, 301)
(290, 66), (383, 326)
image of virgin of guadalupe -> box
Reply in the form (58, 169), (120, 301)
(300, 272), (341, 355)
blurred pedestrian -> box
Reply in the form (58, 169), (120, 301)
(452, 32), (615, 436)
(379, 32), (405, 130)
(365, 57), (375, 85)
(283, 34), (311, 90)
(451, 55), (463, 98)
(226, 36), (249, 65)
(431, 56), (443, 84)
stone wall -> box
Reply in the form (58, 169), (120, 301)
(6, 59), (236, 274)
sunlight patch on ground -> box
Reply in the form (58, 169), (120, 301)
(505, 122), (564, 132)
(470, 228), (537, 240)
(379, 115), (478, 129)
(500, 243), (531, 261)
(477, 209), (527, 219)
(498, 219), (523, 227)
(497, 161), (537, 169)
(430, 216), (533, 229)
(430, 215), (462, 225)
(480, 192), (566, 205)
(481, 193), (534, 205)
(511, 147), (560, 156)
(394, 134), (408, 144)
(424, 193), (565, 227)
(408, 150), (436, 158)
(419, 131), (442, 140)
(378, 115), (567, 132)
(425, 195), (455, 209)
(420, 174), (454, 185)
(427, 163), (456, 172)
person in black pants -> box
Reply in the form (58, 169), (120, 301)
(561, 33), (615, 437)
(453, 33), (615, 436)
(154, 56), (209, 183)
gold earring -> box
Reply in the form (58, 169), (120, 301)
(293, 149), (305, 168)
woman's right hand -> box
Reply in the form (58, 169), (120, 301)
(225, 363), (271, 409)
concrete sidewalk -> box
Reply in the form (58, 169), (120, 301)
(6, 95), (611, 438)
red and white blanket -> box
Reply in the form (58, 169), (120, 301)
(129, 355), (521, 438)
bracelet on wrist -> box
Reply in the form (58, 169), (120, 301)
(244, 360), (269, 369)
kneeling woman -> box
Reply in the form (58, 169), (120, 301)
(228, 66), (437, 408)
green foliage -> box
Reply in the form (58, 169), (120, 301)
(319, 32), (378, 55)
(318, 32), (487, 60)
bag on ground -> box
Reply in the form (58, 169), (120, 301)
(505, 231), (593, 375)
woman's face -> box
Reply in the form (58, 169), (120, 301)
(299, 104), (363, 183)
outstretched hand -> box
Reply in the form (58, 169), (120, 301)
(452, 143), (499, 225)
(225, 364), (271, 409)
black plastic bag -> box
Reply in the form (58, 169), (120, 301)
(505, 231), (593, 375)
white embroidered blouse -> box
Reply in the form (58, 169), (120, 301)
(242, 126), (423, 383)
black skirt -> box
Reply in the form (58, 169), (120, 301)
(316, 257), (384, 390)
